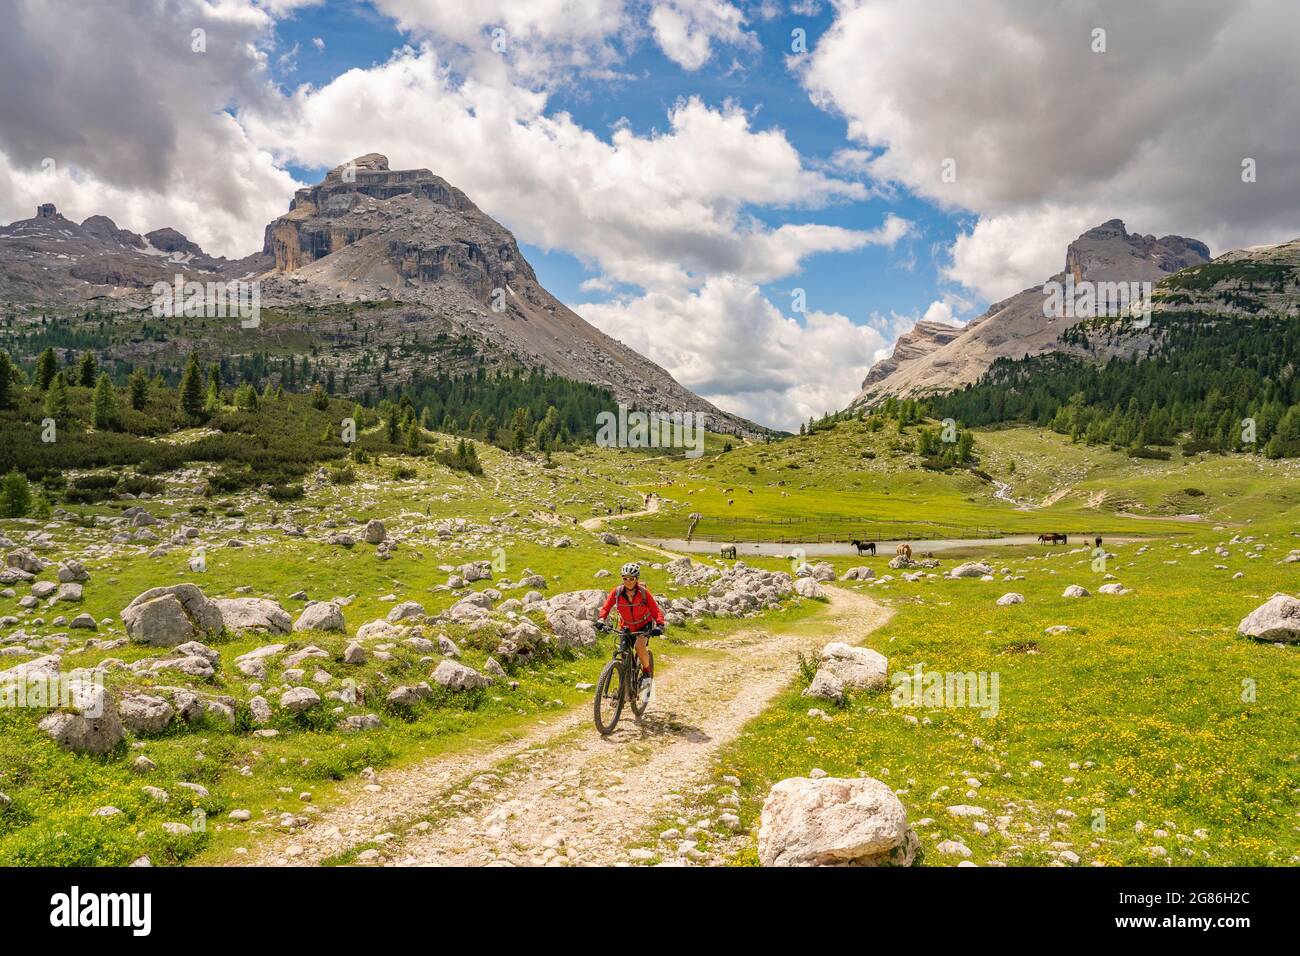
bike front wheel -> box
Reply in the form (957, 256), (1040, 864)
(629, 649), (655, 718)
(594, 658), (625, 735)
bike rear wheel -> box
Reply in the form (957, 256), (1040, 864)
(593, 658), (625, 735)
(629, 649), (655, 718)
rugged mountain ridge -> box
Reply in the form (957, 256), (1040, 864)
(0, 203), (265, 305)
(853, 220), (1211, 405)
(0, 154), (760, 435)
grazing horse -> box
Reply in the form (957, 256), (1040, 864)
(721, 545), (737, 559)
(1038, 532), (1068, 545)
(895, 543), (913, 562)
(850, 539), (876, 556)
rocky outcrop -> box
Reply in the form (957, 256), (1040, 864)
(858, 319), (962, 390)
(855, 220), (1211, 404)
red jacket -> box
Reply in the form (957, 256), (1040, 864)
(599, 583), (664, 632)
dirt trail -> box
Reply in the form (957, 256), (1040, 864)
(236, 586), (890, 867)
(580, 493), (660, 531)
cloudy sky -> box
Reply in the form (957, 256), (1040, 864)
(2, 0), (1298, 430)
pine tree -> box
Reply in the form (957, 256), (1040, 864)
(510, 407), (530, 452)
(234, 383), (259, 411)
(92, 373), (119, 430)
(35, 347), (58, 391)
(179, 352), (205, 418)
(128, 368), (149, 410)
(45, 371), (70, 420)
(0, 468), (31, 518)
(0, 352), (12, 409)
(386, 411), (401, 444)
(76, 351), (98, 387)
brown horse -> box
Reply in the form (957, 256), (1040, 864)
(895, 543), (913, 561)
(1038, 532), (1068, 545)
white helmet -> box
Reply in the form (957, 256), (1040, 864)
(620, 562), (641, 578)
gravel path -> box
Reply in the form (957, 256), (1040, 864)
(235, 585), (890, 867)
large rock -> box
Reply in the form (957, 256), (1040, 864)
(362, 519), (386, 544)
(794, 577), (826, 599)
(803, 669), (844, 704)
(818, 642), (887, 691)
(757, 776), (919, 867)
(431, 659), (491, 691)
(1238, 594), (1300, 643)
(214, 597), (291, 635)
(840, 566), (874, 581)
(949, 562), (993, 579)
(386, 601), (426, 623)
(118, 694), (175, 735)
(279, 687), (321, 712)
(355, 619), (404, 642)
(795, 562), (836, 582)
(495, 619), (546, 662)
(38, 680), (124, 755)
(547, 609), (598, 650)
(294, 601), (345, 633)
(122, 584), (224, 647)
(1062, 585), (1090, 598)
(459, 560), (493, 583)
(6, 548), (45, 573)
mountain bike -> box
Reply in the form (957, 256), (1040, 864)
(593, 623), (659, 735)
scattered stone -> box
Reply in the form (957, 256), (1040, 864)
(431, 659), (491, 691)
(294, 601), (346, 633)
(279, 687), (321, 712)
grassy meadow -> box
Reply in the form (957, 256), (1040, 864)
(2, 409), (1297, 867)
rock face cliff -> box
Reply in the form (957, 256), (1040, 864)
(852, 220), (1211, 405)
(858, 319), (962, 391)
(0, 153), (760, 435)
(253, 154), (756, 433)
